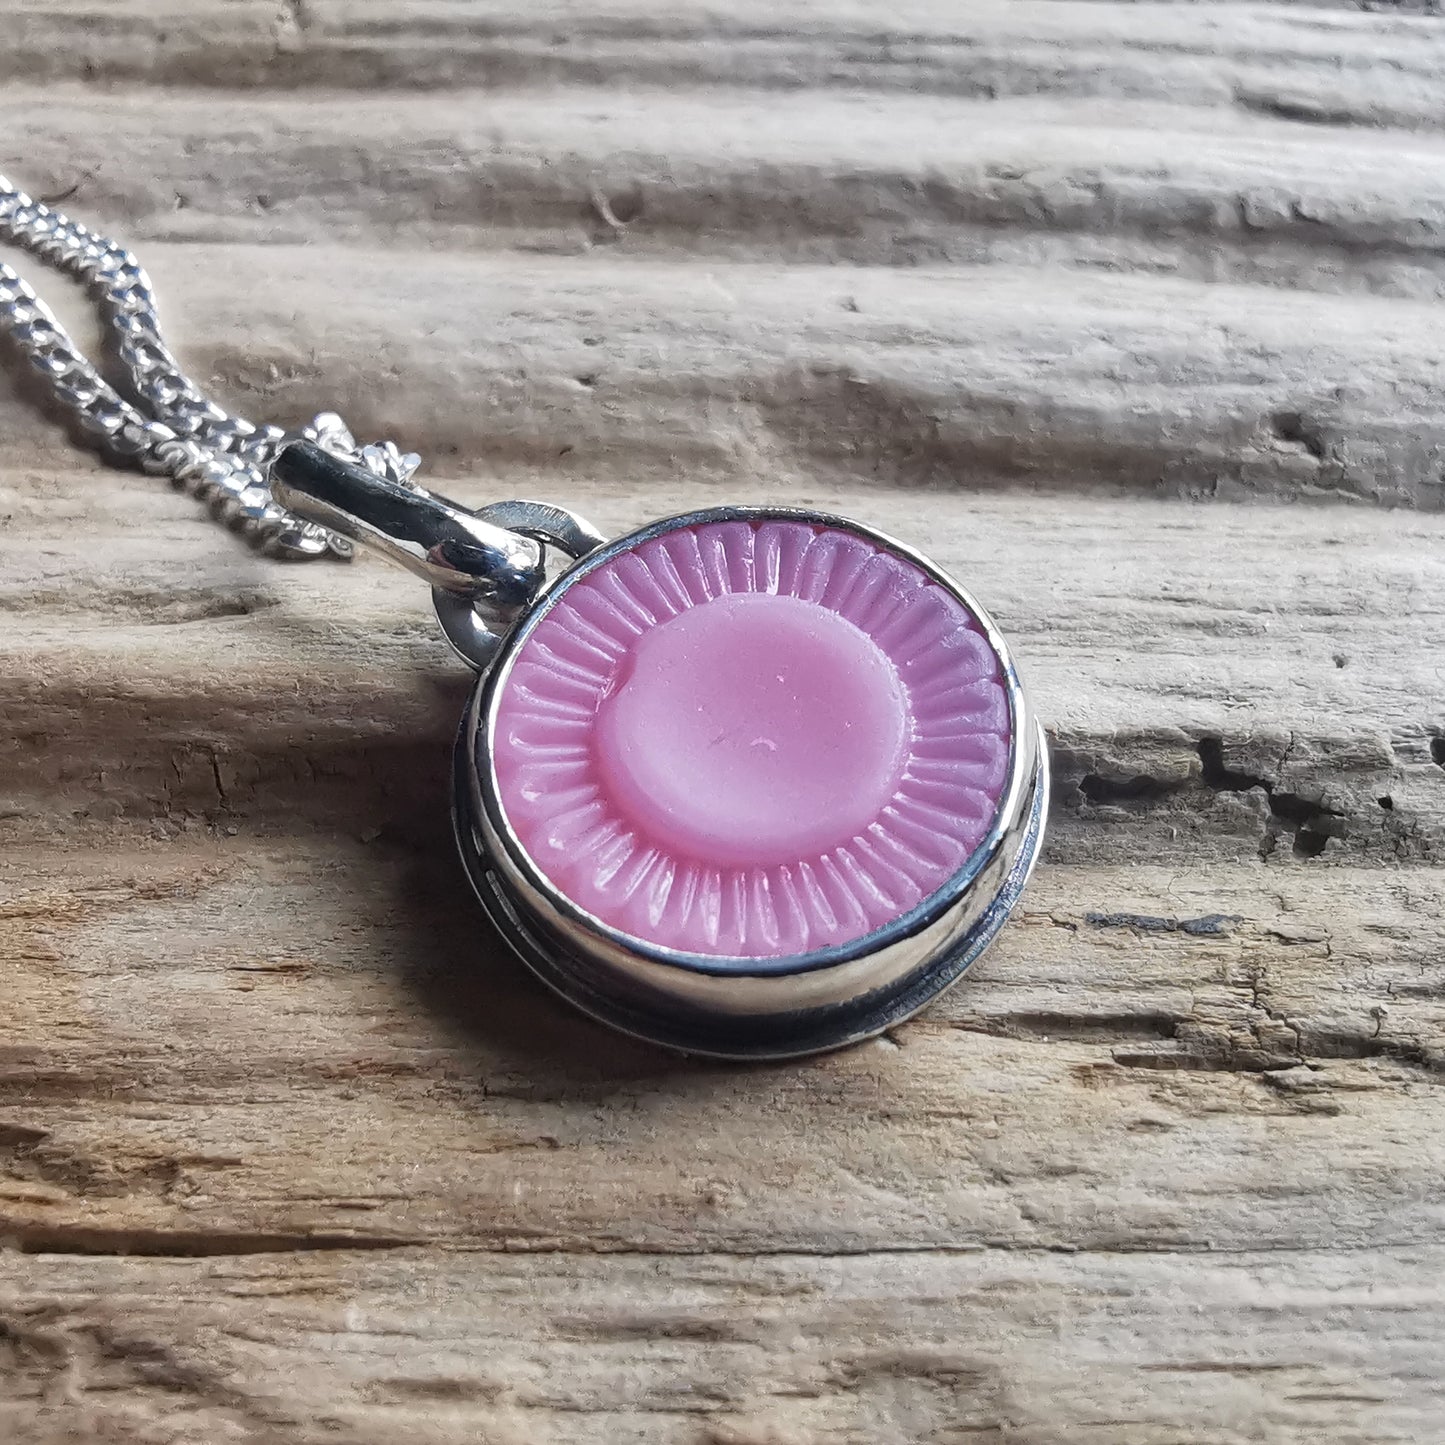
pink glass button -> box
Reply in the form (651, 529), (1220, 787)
(596, 592), (911, 867)
(491, 517), (1013, 960)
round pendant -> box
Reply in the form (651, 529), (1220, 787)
(453, 506), (1047, 1058)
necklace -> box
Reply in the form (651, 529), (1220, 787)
(1, 175), (1047, 1059)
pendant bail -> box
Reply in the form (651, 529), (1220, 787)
(271, 440), (546, 611)
(270, 439), (606, 669)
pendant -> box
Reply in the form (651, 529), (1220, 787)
(273, 445), (1047, 1058)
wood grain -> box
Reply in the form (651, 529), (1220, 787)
(3, 2), (1444, 1442)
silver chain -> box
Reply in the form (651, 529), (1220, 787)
(0, 174), (423, 559)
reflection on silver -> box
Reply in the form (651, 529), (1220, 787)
(272, 439), (609, 670)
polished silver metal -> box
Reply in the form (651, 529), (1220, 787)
(270, 440), (607, 669)
(0, 173), (409, 558)
(431, 500), (608, 669)
(272, 440), (548, 602)
(454, 505), (1048, 1060)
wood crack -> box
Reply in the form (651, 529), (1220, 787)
(0, 1221), (420, 1258)
(1069, 731), (1407, 863)
(3, 1238), (1433, 1263)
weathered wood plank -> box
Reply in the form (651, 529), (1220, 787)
(7, 246), (1445, 506)
(12, 85), (1445, 301)
(4, 1247), (1443, 1445)
(2, 836), (1444, 1260)
(11, 0), (1445, 132)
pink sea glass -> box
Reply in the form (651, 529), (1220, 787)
(492, 519), (1011, 959)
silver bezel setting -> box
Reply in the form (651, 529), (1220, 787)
(453, 505), (1048, 1059)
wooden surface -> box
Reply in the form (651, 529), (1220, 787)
(3, 3), (1445, 1441)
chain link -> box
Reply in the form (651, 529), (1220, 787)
(0, 175), (424, 559)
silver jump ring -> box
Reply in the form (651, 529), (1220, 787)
(433, 501), (607, 669)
